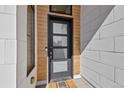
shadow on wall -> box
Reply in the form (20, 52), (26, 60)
(80, 5), (114, 53)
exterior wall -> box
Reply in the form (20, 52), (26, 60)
(0, 5), (37, 88)
(16, 5), (37, 88)
(81, 5), (124, 87)
(37, 5), (80, 81)
(0, 5), (16, 88)
(37, 5), (49, 81)
(80, 5), (114, 53)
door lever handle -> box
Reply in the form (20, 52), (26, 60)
(45, 46), (48, 52)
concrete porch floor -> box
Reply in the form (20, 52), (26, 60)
(75, 78), (94, 88)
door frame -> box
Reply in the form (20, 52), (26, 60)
(48, 15), (73, 82)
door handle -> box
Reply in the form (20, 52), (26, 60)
(45, 46), (48, 52)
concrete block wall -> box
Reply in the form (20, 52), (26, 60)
(0, 5), (16, 88)
(81, 5), (124, 87)
(0, 5), (37, 88)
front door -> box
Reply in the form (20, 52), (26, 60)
(48, 16), (72, 82)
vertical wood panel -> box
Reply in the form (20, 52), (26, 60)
(73, 5), (80, 75)
(37, 6), (49, 80)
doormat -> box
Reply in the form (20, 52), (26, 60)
(36, 84), (47, 88)
(57, 81), (69, 88)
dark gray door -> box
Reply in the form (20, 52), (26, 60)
(48, 17), (72, 82)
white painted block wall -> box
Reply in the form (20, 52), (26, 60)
(0, 5), (37, 88)
(0, 5), (16, 88)
(81, 5), (124, 87)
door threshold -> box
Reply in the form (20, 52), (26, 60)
(50, 76), (72, 83)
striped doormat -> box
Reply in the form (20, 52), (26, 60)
(57, 81), (69, 88)
(47, 79), (77, 88)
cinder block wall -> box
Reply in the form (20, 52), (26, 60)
(0, 5), (16, 88)
(0, 5), (37, 88)
(81, 6), (124, 87)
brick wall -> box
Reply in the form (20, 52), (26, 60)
(37, 5), (49, 81)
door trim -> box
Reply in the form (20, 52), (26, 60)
(48, 15), (73, 82)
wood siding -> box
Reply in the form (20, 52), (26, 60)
(37, 6), (49, 80)
(73, 6), (80, 75)
(37, 5), (80, 81)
